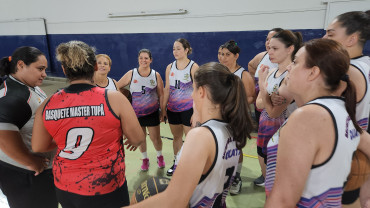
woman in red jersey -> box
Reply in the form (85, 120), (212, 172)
(32, 40), (144, 208)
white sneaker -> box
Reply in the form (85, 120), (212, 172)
(229, 176), (242, 195)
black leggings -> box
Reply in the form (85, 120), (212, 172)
(0, 162), (58, 208)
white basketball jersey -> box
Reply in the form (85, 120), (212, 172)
(265, 68), (287, 95)
(130, 68), (157, 94)
(266, 97), (360, 207)
(96, 77), (117, 90)
(233, 67), (246, 79)
(255, 52), (278, 78)
(130, 68), (159, 117)
(167, 60), (194, 112)
(175, 120), (239, 208)
(351, 56), (370, 130)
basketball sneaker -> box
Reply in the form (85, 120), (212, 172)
(166, 161), (175, 176)
(230, 176), (242, 195)
(157, 155), (165, 168)
(141, 158), (149, 171)
(253, 175), (265, 187)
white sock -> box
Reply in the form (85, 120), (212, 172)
(173, 155), (177, 163)
(156, 151), (162, 157)
(142, 152), (148, 159)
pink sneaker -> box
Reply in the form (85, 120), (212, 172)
(157, 155), (165, 168)
(141, 158), (149, 171)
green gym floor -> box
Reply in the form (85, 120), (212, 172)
(0, 78), (266, 208)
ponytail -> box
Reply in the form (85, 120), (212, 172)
(0, 56), (12, 76)
(292, 32), (303, 60)
(342, 77), (362, 133)
(194, 62), (253, 150)
(221, 73), (253, 149)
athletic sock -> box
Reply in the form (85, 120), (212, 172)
(142, 152), (148, 159)
(156, 151), (162, 157)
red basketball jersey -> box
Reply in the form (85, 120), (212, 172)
(43, 85), (125, 195)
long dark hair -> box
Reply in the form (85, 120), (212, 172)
(194, 62), (253, 149)
(0, 46), (44, 76)
(304, 39), (362, 132)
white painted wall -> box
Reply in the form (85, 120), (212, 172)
(0, 0), (368, 35)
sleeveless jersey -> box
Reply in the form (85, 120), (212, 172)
(130, 68), (159, 117)
(233, 67), (246, 79)
(167, 60), (194, 112)
(351, 56), (370, 130)
(265, 97), (360, 207)
(96, 77), (117, 90)
(266, 69), (297, 117)
(255, 52), (278, 78)
(43, 84), (125, 196)
(266, 68), (287, 96)
(175, 120), (239, 208)
(0, 76), (54, 170)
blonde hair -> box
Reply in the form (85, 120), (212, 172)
(96, 54), (112, 67)
(56, 41), (96, 81)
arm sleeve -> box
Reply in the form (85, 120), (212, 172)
(0, 95), (32, 130)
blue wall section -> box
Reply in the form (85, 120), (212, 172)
(1, 29), (369, 81)
(0, 35), (52, 72)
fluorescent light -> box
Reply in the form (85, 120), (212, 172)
(108, 9), (188, 18)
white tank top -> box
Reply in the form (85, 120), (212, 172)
(351, 55), (370, 130)
(96, 77), (117, 90)
(167, 60), (194, 112)
(265, 68), (287, 95)
(130, 68), (159, 117)
(265, 97), (360, 206)
(233, 66), (246, 79)
(255, 52), (278, 78)
(175, 120), (239, 207)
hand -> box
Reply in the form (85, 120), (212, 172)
(123, 136), (138, 151)
(258, 65), (270, 91)
(160, 110), (167, 124)
(27, 155), (49, 176)
(270, 92), (287, 106)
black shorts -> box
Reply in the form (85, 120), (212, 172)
(167, 108), (193, 126)
(257, 146), (267, 164)
(0, 161), (58, 208)
(342, 188), (360, 204)
(56, 180), (130, 208)
(138, 110), (160, 127)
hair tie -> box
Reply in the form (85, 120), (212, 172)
(341, 74), (349, 82)
(8, 56), (11, 62)
(235, 42), (238, 46)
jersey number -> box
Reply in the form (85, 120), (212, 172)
(175, 80), (180, 89)
(59, 127), (94, 160)
(141, 86), (146, 94)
